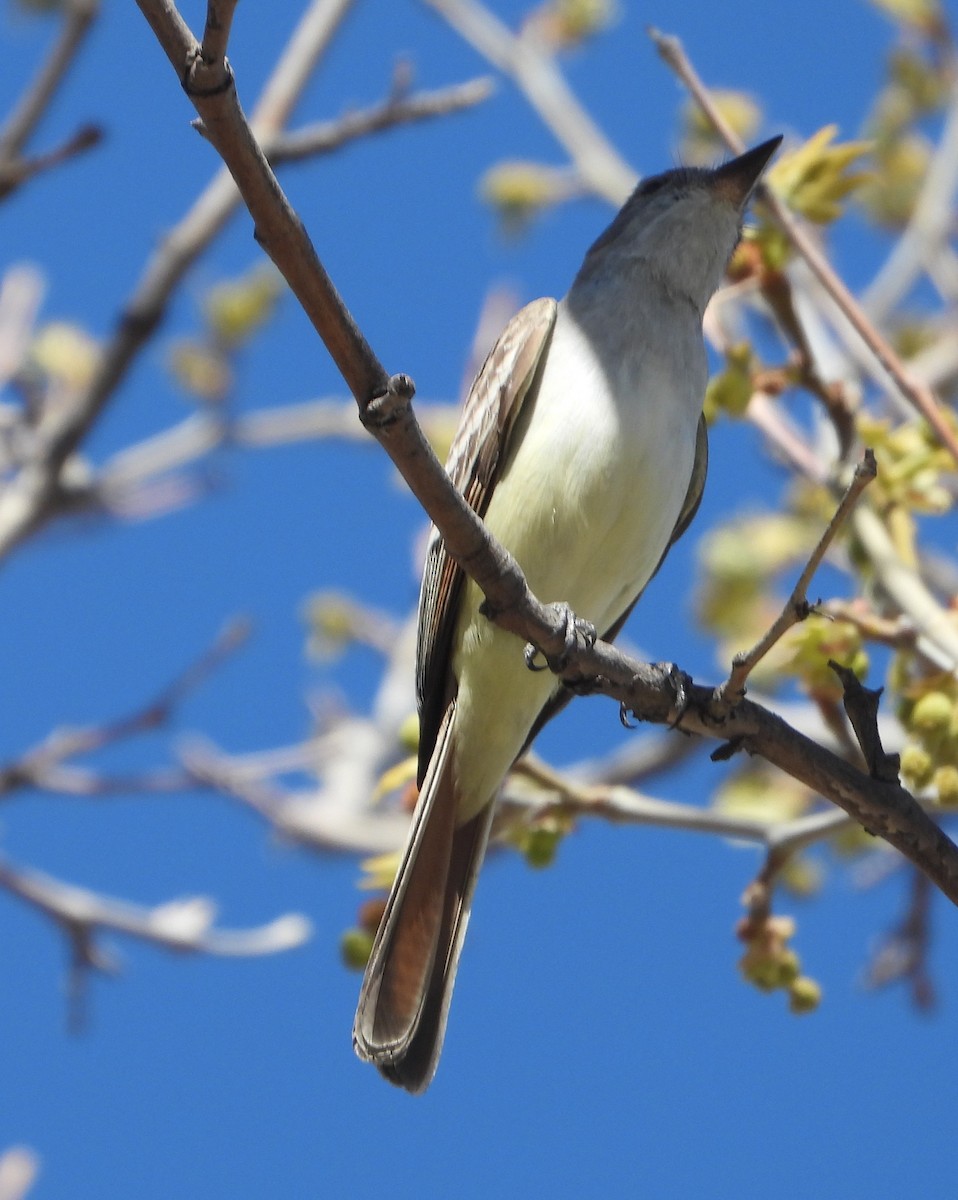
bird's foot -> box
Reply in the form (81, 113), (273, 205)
(619, 663), (693, 730)
(524, 603), (597, 673)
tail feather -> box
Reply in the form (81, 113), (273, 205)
(353, 704), (494, 1092)
(379, 804), (495, 1092)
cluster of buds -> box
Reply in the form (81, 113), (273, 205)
(169, 264), (284, 403)
(858, 414), (955, 516)
(898, 673), (958, 807)
(737, 909), (822, 1014)
(776, 614), (869, 704)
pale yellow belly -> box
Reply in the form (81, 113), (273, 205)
(449, 313), (699, 820)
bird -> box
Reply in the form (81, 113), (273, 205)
(353, 136), (783, 1092)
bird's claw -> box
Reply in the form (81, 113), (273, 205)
(665, 664), (692, 730)
(619, 664), (692, 731)
(524, 643), (548, 671)
(524, 603), (596, 674)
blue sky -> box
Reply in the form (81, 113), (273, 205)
(2, 1), (956, 1197)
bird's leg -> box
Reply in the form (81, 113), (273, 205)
(524, 602), (597, 673)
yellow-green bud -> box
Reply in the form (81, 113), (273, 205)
(776, 948), (801, 986)
(340, 928), (374, 971)
(910, 691), (954, 735)
(934, 765), (958, 808)
(168, 340), (231, 401)
(788, 976), (822, 1014)
(740, 950), (781, 991)
(900, 743), (934, 789)
(523, 827), (560, 869)
(398, 713), (420, 754)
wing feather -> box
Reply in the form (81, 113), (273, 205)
(415, 297), (558, 782)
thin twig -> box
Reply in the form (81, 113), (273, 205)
(713, 450), (877, 712)
(508, 754), (853, 849)
(0, 0), (99, 163)
(265, 77), (494, 165)
(0, 619), (250, 798)
(0, 853), (311, 959)
(864, 868), (936, 1010)
(0, 124), (102, 202)
(199, 0), (238, 68)
(649, 27), (958, 468)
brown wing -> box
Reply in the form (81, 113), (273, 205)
(415, 297), (559, 783)
(523, 412), (709, 747)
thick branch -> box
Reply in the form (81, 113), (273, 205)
(139, 0), (387, 405)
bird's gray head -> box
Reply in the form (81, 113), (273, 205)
(574, 136), (783, 315)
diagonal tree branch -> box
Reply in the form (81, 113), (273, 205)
(135, 0), (958, 912)
(0, 2), (490, 564)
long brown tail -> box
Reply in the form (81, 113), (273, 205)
(353, 704), (495, 1093)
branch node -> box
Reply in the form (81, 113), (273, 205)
(181, 51), (234, 99)
(711, 736), (745, 763)
(829, 660), (901, 783)
(361, 373), (416, 431)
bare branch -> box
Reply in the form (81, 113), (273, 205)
(508, 754), (855, 851)
(266, 77), (495, 166)
(863, 79), (958, 322)
(851, 503), (958, 672)
(199, 0), (238, 69)
(0, 124), (103, 202)
(0, 0), (99, 164)
(0, 619), (250, 799)
(0, 853), (311, 962)
(865, 869), (936, 1009)
(183, 739), (413, 855)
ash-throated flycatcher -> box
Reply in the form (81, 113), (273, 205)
(354, 136), (782, 1092)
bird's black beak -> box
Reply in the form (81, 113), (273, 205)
(711, 135), (783, 209)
